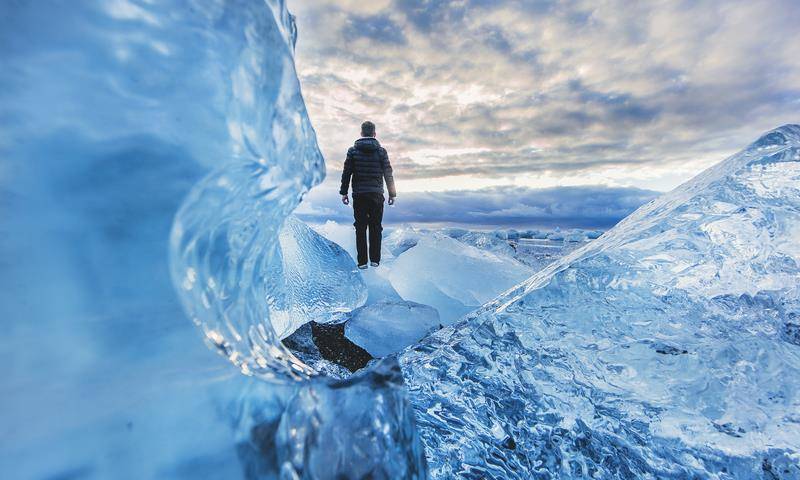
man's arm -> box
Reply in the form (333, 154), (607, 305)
(340, 149), (353, 203)
(380, 148), (396, 200)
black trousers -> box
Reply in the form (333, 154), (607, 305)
(352, 192), (384, 265)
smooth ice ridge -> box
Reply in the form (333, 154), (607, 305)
(388, 234), (535, 324)
(400, 125), (800, 478)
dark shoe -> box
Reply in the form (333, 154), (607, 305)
(370, 262), (379, 267)
(357, 264), (368, 270)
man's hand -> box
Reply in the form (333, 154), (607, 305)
(388, 197), (395, 206)
(341, 194), (349, 205)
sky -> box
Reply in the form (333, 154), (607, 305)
(289, 0), (800, 228)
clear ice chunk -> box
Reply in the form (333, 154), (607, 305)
(345, 300), (442, 357)
(383, 225), (424, 256)
(388, 234), (534, 324)
(274, 215), (367, 338)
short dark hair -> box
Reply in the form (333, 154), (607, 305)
(361, 121), (376, 137)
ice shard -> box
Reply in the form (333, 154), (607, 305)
(275, 215), (367, 338)
(388, 234), (534, 324)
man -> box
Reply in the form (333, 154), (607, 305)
(340, 121), (396, 269)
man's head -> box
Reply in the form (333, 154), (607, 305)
(361, 121), (376, 138)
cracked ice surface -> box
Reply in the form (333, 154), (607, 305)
(400, 125), (800, 479)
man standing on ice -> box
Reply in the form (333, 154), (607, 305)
(340, 121), (397, 270)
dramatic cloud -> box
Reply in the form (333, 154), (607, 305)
(289, 0), (799, 224)
(297, 185), (659, 228)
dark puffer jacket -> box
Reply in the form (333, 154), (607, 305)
(339, 137), (396, 198)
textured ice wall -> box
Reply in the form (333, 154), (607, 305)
(1, 1), (424, 478)
(166, 0), (325, 377)
(158, 0), (426, 476)
(401, 125), (800, 479)
(0, 2), (274, 477)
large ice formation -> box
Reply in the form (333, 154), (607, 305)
(400, 125), (800, 478)
(1, 1), (424, 478)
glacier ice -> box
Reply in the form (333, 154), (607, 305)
(441, 226), (592, 269)
(233, 359), (427, 479)
(354, 265), (407, 306)
(312, 220), (361, 258)
(1, 0), (425, 478)
(388, 234), (534, 324)
(345, 300), (442, 357)
(400, 125), (800, 478)
(513, 237), (587, 270)
(0, 1), (285, 476)
(310, 221), (403, 305)
(311, 219), (399, 266)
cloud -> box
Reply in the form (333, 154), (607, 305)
(291, 0), (800, 194)
(297, 185), (659, 228)
(394, 0), (468, 32)
(343, 14), (406, 44)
